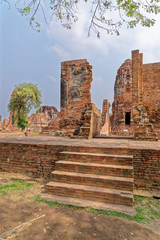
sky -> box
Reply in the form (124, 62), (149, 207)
(1, 1), (160, 120)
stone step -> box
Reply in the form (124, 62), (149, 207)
(59, 151), (133, 165)
(61, 147), (132, 155)
(41, 194), (136, 216)
(46, 182), (133, 206)
(55, 161), (133, 178)
(52, 170), (133, 191)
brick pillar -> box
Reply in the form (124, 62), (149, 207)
(101, 99), (110, 127)
(138, 53), (143, 106)
(100, 99), (110, 136)
(132, 50), (157, 141)
(132, 50), (142, 106)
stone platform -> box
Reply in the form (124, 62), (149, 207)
(0, 135), (159, 150)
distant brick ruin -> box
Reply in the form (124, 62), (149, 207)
(28, 106), (59, 133)
(39, 106), (59, 123)
(41, 59), (101, 139)
(100, 99), (110, 136)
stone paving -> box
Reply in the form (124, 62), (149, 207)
(0, 135), (160, 150)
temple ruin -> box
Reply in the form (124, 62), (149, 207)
(41, 59), (101, 138)
(1, 50), (160, 141)
(110, 59), (134, 136)
(0, 49), (160, 212)
(109, 50), (160, 141)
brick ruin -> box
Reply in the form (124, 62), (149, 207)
(100, 99), (110, 136)
(109, 50), (160, 140)
(110, 59), (134, 136)
(39, 106), (59, 123)
(28, 106), (59, 133)
(1, 50), (160, 141)
(0, 104), (59, 134)
(41, 59), (101, 139)
(132, 50), (160, 141)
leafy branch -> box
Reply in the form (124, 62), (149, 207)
(1, 0), (160, 36)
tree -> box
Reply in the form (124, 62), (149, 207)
(1, 0), (160, 37)
(8, 83), (42, 130)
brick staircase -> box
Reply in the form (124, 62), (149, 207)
(45, 148), (134, 213)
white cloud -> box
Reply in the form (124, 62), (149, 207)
(50, 45), (70, 60)
(94, 75), (104, 83)
(46, 74), (57, 82)
(46, 4), (110, 59)
(46, 3), (160, 65)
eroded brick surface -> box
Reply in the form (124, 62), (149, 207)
(38, 106), (59, 123)
(42, 59), (101, 138)
(100, 99), (110, 136)
(132, 50), (160, 141)
(110, 59), (134, 136)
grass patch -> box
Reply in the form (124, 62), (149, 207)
(31, 133), (40, 136)
(33, 195), (160, 224)
(0, 179), (34, 195)
(33, 195), (70, 208)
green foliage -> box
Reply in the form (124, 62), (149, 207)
(0, 179), (34, 195)
(116, 0), (160, 29)
(8, 83), (41, 130)
(2, 0), (160, 36)
(17, 113), (29, 130)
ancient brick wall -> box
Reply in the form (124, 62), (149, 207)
(110, 59), (134, 136)
(132, 50), (159, 140)
(0, 142), (159, 194)
(0, 143), (59, 178)
(133, 149), (160, 194)
(28, 113), (48, 133)
(38, 106), (59, 123)
(42, 59), (101, 138)
(142, 63), (160, 138)
(90, 104), (101, 138)
(60, 59), (92, 119)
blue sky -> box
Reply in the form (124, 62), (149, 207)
(1, 1), (160, 120)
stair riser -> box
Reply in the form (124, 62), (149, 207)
(59, 154), (133, 166)
(65, 148), (132, 155)
(52, 174), (133, 191)
(55, 164), (133, 178)
(46, 186), (133, 206)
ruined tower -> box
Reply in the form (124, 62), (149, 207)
(110, 59), (134, 136)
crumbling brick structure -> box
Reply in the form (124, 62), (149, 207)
(28, 106), (59, 133)
(42, 59), (101, 138)
(110, 51), (160, 140)
(100, 99), (110, 136)
(110, 59), (134, 136)
(38, 106), (59, 123)
(132, 50), (160, 141)
(28, 113), (48, 133)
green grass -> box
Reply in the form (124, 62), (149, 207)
(33, 194), (160, 224)
(0, 179), (34, 195)
(31, 133), (40, 136)
(33, 195), (70, 208)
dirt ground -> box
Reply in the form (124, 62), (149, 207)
(0, 172), (160, 240)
